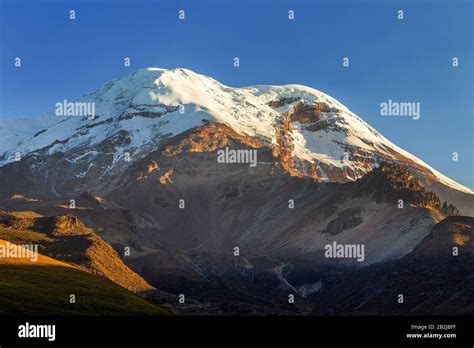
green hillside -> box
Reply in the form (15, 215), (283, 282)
(0, 239), (168, 315)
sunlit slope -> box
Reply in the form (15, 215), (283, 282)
(0, 239), (168, 315)
(0, 211), (155, 293)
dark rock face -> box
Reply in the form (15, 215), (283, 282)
(323, 208), (363, 235)
(309, 216), (474, 315)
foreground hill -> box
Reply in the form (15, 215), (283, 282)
(0, 211), (154, 294)
(0, 239), (167, 315)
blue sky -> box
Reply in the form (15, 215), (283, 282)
(0, 0), (472, 187)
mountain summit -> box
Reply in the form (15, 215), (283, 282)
(0, 68), (471, 204)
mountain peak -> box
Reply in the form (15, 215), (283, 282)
(0, 67), (471, 199)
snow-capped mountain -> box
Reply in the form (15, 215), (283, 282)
(1, 68), (473, 308)
(0, 67), (471, 197)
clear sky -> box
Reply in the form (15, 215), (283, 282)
(0, 0), (472, 187)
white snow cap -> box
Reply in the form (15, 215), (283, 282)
(0, 67), (472, 194)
